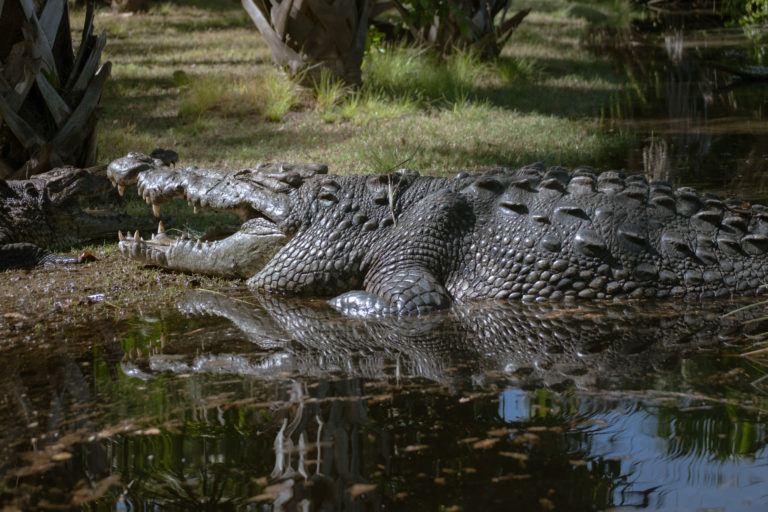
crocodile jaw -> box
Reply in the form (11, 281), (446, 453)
(118, 218), (288, 278)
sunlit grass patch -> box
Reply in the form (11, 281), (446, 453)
(363, 45), (493, 105)
(263, 71), (301, 121)
(178, 76), (229, 118)
(177, 71), (301, 120)
(340, 88), (419, 124)
(312, 69), (350, 123)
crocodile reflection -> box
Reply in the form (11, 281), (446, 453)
(2, 296), (767, 510)
(125, 290), (760, 389)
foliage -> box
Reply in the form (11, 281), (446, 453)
(376, 0), (530, 58)
(727, 0), (768, 25)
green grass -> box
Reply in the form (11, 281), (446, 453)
(312, 69), (349, 123)
(176, 71), (301, 120)
(73, 0), (635, 175)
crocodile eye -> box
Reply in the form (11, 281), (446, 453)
(24, 183), (38, 198)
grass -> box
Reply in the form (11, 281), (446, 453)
(73, 0), (635, 175)
(177, 71), (300, 121)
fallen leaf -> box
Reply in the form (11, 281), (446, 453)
(403, 444), (429, 452)
(472, 438), (499, 450)
(499, 451), (529, 461)
(348, 483), (377, 499)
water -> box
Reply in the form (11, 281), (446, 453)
(4, 12), (768, 512)
(1, 291), (768, 510)
(602, 23), (768, 201)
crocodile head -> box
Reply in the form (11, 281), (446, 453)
(1, 164), (158, 250)
(107, 152), (328, 278)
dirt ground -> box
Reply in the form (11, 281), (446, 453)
(0, 246), (232, 347)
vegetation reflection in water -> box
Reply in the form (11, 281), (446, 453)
(597, 20), (768, 198)
(1, 290), (767, 510)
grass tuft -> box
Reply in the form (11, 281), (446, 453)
(177, 71), (300, 121)
(312, 69), (349, 123)
(262, 71), (301, 122)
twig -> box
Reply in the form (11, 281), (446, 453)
(722, 298), (768, 317)
(741, 345), (768, 358)
(198, 287), (259, 306)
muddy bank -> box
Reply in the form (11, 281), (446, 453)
(0, 246), (232, 347)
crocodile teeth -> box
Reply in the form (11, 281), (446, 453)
(134, 231), (141, 242)
(145, 195), (151, 205)
(194, 206), (200, 214)
(118, 184), (125, 196)
(157, 221), (165, 234)
(118, 230), (125, 241)
(152, 203), (160, 217)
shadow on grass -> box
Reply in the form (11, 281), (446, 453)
(152, 0), (245, 13)
(399, 137), (630, 174)
(362, 50), (625, 119)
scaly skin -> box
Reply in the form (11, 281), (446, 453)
(108, 153), (768, 315)
(1, 166), (137, 270)
(0, 150), (177, 270)
(134, 290), (763, 388)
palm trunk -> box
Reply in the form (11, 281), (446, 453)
(0, 0), (110, 179)
(241, 0), (370, 85)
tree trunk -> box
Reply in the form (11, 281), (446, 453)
(0, 0), (110, 179)
(241, 0), (370, 85)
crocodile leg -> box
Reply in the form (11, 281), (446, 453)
(329, 190), (475, 316)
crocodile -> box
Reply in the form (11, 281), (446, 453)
(0, 164), (156, 270)
(108, 152), (768, 315)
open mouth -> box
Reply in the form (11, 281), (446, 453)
(115, 215), (288, 278)
(40, 166), (160, 246)
(107, 153), (298, 278)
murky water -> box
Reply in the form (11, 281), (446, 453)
(4, 11), (768, 512)
(2, 290), (768, 510)
(603, 24), (768, 201)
